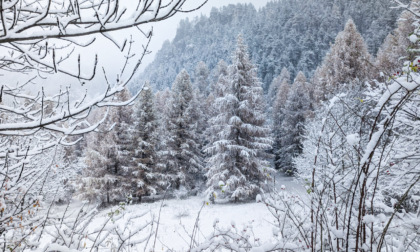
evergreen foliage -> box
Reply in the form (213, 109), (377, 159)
(77, 90), (139, 204)
(205, 36), (273, 202)
(132, 0), (402, 93)
(132, 82), (161, 199)
(157, 70), (204, 190)
(276, 72), (311, 173)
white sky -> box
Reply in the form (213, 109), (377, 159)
(137, 0), (272, 72)
(1, 0), (272, 98)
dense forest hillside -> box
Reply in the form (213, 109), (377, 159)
(132, 0), (403, 92)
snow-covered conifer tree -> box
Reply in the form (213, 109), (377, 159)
(154, 88), (173, 190)
(272, 77), (291, 170)
(131, 82), (162, 200)
(114, 89), (135, 174)
(375, 10), (417, 78)
(78, 89), (135, 204)
(277, 72), (310, 173)
(195, 61), (210, 96)
(205, 35), (273, 202)
(313, 19), (372, 102)
(267, 67), (290, 110)
(78, 108), (124, 205)
(157, 70), (204, 190)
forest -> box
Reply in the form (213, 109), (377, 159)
(0, 0), (419, 251)
(134, 0), (402, 92)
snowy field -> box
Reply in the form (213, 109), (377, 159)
(46, 173), (306, 251)
(93, 173), (306, 251)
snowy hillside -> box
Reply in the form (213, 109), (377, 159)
(131, 0), (403, 92)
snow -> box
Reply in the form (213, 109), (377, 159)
(346, 133), (360, 146)
(68, 196), (275, 251)
(37, 173), (305, 251)
(409, 34), (418, 43)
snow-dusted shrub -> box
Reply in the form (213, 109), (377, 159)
(281, 72), (420, 251)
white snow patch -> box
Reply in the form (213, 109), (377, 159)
(346, 133), (360, 146)
(410, 34), (418, 43)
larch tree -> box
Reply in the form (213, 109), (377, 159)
(205, 35), (273, 202)
(313, 19), (372, 102)
(277, 71), (310, 174)
(78, 89), (136, 205)
(267, 67), (291, 111)
(375, 8), (417, 78)
(114, 89), (136, 178)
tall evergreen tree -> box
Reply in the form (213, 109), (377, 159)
(157, 70), (204, 190)
(205, 36), (273, 202)
(277, 72), (310, 174)
(313, 19), (372, 102)
(131, 82), (161, 200)
(272, 77), (291, 170)
(154, 88), (173, 190)
(267, 67), (290, 114)
(78, 90), (136, 204)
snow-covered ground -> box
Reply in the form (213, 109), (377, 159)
(90, 172), (306, 251)
(37, 172), (305, 251)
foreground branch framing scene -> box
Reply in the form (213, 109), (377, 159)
(0, 0), (419, 251)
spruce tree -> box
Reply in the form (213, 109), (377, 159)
(157, 70), (204, 190)
(154, 88), (174, 190)
(195, 61), (210, 96)
(277, 72), (310, 174)
(272, 77), (291, 170)
(205, 35), (273, 202)
(131, 82), (161, 200)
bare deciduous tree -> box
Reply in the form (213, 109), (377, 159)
(0, 0), (207, 250)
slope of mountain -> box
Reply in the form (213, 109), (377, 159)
(132, 0), (403, 92)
